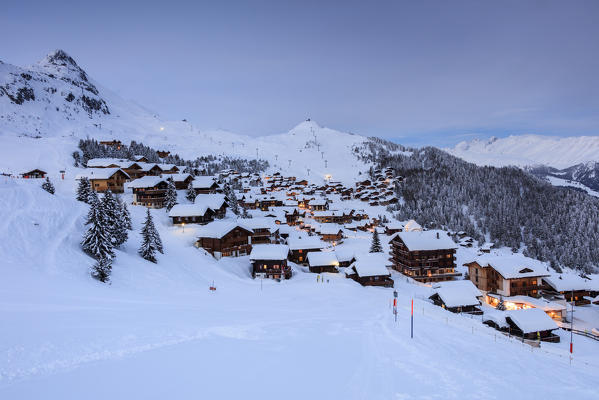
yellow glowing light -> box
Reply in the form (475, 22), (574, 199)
(160, 126), (165, 131)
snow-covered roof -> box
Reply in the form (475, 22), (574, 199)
(168, 204), (210, 218)
(319, 223), (344, 235)
(76, 167), (129, 180)
(543, 274), (599, 292)
(287, 237), (326, 251)
(404, 219), (422, 232)
(482, 309), (510, 329)
(394, 230), (457, 251)
(249, 244), (289, 261)
(505, 308), (558, 333)
(348, 254), (390, 277)
(487, 294), (566, 312)
(432, 280), (482, 299)
(195, 194), (226, 210)
(168, 173), (193, 182)
(192, 176), (218, 188)
(86, 158), (127, 167)
(196, 220), (253, 239)
(307, 251), (339, 267)
(334, 247), (355, 263)
(431, 286), (480, 308)
(469, 254), (549, 280)
(127, 175), (166, 188)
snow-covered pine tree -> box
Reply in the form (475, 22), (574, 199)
(139, 208), (164, 263)
(227, 188), (240, 216)
(186, 181), (196, 202)
(369, 229), (383, 253)
(165, 177), (178, 211)
(41, 177), (55, 194)
(120, 198), (133, 230)
(81, 192), (115, 260)
(101, 190), (127, 247)
(76, 177), (92, 203)
(91, 256), (112, 283)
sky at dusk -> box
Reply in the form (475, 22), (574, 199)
(2, 0), (598, 146)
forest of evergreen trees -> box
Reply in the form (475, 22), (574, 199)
(74, 139), (269, 175)
(363, 139), (599, 273)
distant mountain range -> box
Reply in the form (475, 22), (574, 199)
(447, 135), (599, 192)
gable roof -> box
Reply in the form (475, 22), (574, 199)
(431, 281), (481, 308)
(307, 251), (339, 267)
(468, 254), (549, 280)
(192, 176), (218, 189)
(287, 237), (326, 251)
(195, 194), (227, 210)
(249, 244), (289, 261)
(196, 220), (253, 239)
(505, 308), (558, 334)
(77, 167), (130, 180)
(127, 175), (166, 188)
(348, 254), (390, 277)
(393, 230), (457, 251)
(168, 204), (211, 218)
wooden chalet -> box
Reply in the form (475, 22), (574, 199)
(307, 251), (339, 273)
(346, 255), (394, 287)
(308, 199), (329, 211)
(318, 224), (344, 243)
(484, 308), (560, 343)
(243, 218), (279, 244)
(192, 176), (220, 194)
(78, 168), (130, 193)
(250, 244), (291, 280)
(128, 176), (168, 208)
(542, 275), (597, 305)
(21, 169), (47, 179)
(287, 237), (326, 264)
(195, 194), (228, 219)
(429, 281), (482, 314)
(335, 248), (356, 268)
(168, 204), (214, 225)
(169, 173), (194, 190)
(157, 164), (180, 174)
(390, 230), (459, 283)
(196, 221), (254, 259)
(133, 155), (149, 163)
(464, 255), (549, 297)
(157, 150), (170, 158)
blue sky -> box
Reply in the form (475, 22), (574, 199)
(2, 0), (598, 146)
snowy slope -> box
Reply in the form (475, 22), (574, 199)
(1, 180), (599, 399)
(447, 135), (599, 168)
(0, 50), (382, 184)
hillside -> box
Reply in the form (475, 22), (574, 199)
(0, 50), (386, 184)
(447, 135), (599, 169)
(1, 178), (598, 399)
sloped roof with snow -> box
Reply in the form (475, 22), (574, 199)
(470, 254), (549, 280)
(86, 158), (127, 167)
(432, 280), (482, 299)
(195, 194), (226, 210)
(431, 286), (480, 308)
(192, 176), (218, 188)
(77, 167), (129, 180)
(543, 274), (598, 292)
(168, 173), (193, 182)
(168, 204), (210, 218)
(287, 237), (326, 251)
(319, 223), (344, 235)
(404, 219), (422, 232)
(127, 175), (166, 188)
(394, 230), (457, 251)
(249, 244), (289, 261)
(307, 251), (339, 267)
(334, 247), (355, 263)
(196, 220), (253, 239)
(348, 254), (390, 277)
(505, 308), (558, 333)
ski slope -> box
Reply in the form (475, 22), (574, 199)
(1, 180), (598, 399)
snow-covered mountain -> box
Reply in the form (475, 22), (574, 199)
(0, 50), (391, 184)
(447, 135), (599, 169)
(528, 162), (599, 193)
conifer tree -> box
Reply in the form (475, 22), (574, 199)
(227, 188), (240, 216)
(165, 177), (178, 211)
(81, 192), (115, 260)
(76, 177), (92, 203)
(369, 229), (383, 253)
(101, 190), (127, 247)
(186, 181), (196, 202)
(139, 208), (163, 263)
(41, 177), (55, 194)
(91, 256), (112, 283)
(120, 198), (133, 231)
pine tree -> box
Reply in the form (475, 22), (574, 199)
(101, 190), (128, 247)
(165, 178), (178, 211)
(91, 256), (112, 283)
(369, 229), (383, 253)
(139, 208), (163, 263)
(227, 188), (240, 216)
(41, 177), (55, 194)
(81, 192), (115, 260)
(120, 199), (133, 230)
(186, 181), (196, 202)
(76, 177), (92, 203)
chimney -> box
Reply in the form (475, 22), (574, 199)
(436, 232), (439, 239)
